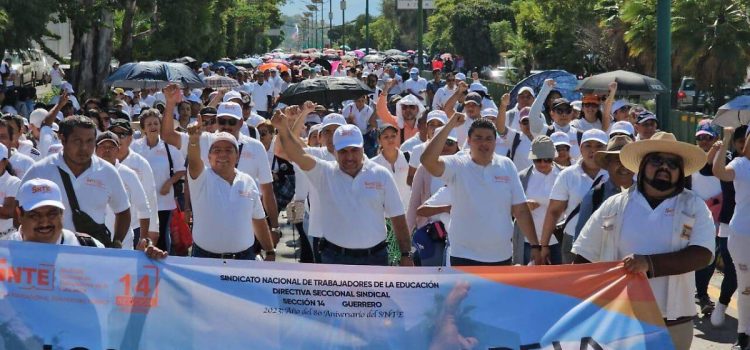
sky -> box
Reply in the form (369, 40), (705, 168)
(280, 0), (382, 25)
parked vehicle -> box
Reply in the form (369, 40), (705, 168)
(28, 49), (51, 84)
(2, 50), (34, 86)
(676, 76), (709, 111)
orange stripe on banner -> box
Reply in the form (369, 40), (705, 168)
(454, 262), (665, 326)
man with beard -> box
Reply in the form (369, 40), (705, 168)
(377, 79), (425, 145)
(573, 131), (714, 350)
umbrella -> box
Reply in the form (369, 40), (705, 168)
(508, 70), (581, 109)
(210, 61), (239, 75)
(266, 59), (289, 66)
(322, 54), (341, 61)
(340, 45), (351, 51)
(384, 49), (403, 56)
(713, 95), (750, 127)
(576, 70), (667, 96)
(406, 50), (415, 54)
(353, 49), (365, 58)
(203, 75), (240, 89)
(384, 55), (409, 63)
(232, 58), (260, 68)
(312, 58), (332, 72)
(257, 62), (290, 73)
(170, 56), (197, 68)
(440, 53), (453, 61)
(278, 76), (373, 107)
(104, 61), (204, 89)
(362, 54), (385, 63)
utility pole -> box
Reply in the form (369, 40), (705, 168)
(307, 5), (318, 50)
(656, 0), (671, 131)
(417, 0), (423, 71)
(341, 1), (346, 49)
(329, 0), (333, 49)
(365, 0), (370, 54)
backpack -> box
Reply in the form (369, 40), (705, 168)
(75, 233), (99, 247)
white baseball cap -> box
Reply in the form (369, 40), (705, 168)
(0, 143), (7, 160)
(210, 131), (239, 150)
(321, 113), (346, 128)
(580, 129), (609, 145)
(333, 124), (364, 151)
(61, 82), (74, 94)
(435, 126), (458, 142)
(29, 108), (49, 128)
(308, 123), (323, 136)
(217, 102), (242, 120)
(550, 131), (571, 147)
(426, 110), (448, 125)
(481, 108), (498, 118)
(123, 90), (135, 99)
(305, 114), (322, 124)
(18, 178), (66, 211)
(469, 82), (488, 94)
(571, 101), (582, 112)
(223, 90), (242, 103)
(409, 67), (419, 74)
(187, 93), (202, 104)
(455, 73), (466, 81)
(201, 62), (210, 69)
(609, 121), (635, 138)
(611, 99), (632, 115)
(518, 86), (535, 98)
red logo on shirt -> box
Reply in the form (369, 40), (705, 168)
(364, 181), (383, 190)
(237, 190), (253, 198)
(85, 178), (105, 189)
(494, 176), (509, 183)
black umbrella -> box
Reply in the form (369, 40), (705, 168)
(322, 54), (341, 61)
(278, 77), (373, 107)
(576, 70), (667, 96)
(362, 54), (385, 63)
(384, 55), (409, 63)
(384, 49), (404, 56)
(104, 61), (204, 89)
(312, 58), (332, 72)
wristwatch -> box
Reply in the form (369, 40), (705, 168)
(271, 227), (282, 235)
(265, 249), (276, 256)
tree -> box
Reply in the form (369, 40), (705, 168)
(449, 0), (508, 69)
(425, 0), (459, 54)
(365, 17), (399, 50)
(0, 0), (60, 57)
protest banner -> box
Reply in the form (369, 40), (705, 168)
(0, 241), (673, 349)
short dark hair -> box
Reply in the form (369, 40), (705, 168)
(59, 115), (97, 140)
(467, 118), (497, 139)
(1, 114), (23, 134)
(139, 108), (162, 125)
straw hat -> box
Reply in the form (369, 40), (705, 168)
(594, 135), (632, 168)
(619, 132), (707, 176)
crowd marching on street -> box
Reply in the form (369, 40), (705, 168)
(1, 52), (750, 349)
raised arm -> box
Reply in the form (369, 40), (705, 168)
(495, 93), (510, 135)
(421, 112), (465, 177)
(441, 81), (468, 118)
(601, 82), (617, 132)
(186, 114), (205, 180)
(712, 127), (736, 181)
(529, 79), (554, 137)
(275, 103), (313, 160)
(271, 110), (317, 171)
(160, 84), (185, 149)
(376, 79), (399, 126)
(45, 91), (68, 126)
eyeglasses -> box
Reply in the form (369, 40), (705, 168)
(445, 139), (457, 146)
(554, 107), (573, 114)
(583, 103), (598, 109)
(647, 155), (681, 170)
(533, 158), (553, 163)
(203, 118), (217, 126)
(217, 118), (238, 126)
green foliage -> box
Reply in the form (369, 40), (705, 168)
(489, 20), (514, 53)
(0, 0), (60, 54)
(425, 0), (459, 53)
(449, 0), (508, 69)
(364, 16), (399, 50)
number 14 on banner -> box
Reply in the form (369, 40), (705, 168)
(116, 265), (160, 312)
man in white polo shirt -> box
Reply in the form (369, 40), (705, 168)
(21, 116), (131, 248)
(186, 120), (276, 260)
(273, 110), (413, 266)
(421, 114), (542, 266)
(160, 86), (280, 237)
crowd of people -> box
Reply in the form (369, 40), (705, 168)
(0, 56), (749, 349)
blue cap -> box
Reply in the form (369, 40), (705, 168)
(695, 120), (718, 138)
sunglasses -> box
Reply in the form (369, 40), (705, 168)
(583, 103), (599, 109)
(203, 118), (217, 126)
(647, 155), (681, 170)
(696, 135), (714, 142)
(533, 158), (553, 163)
(402, 105), (418, 109)
(554, 107), (573, 114)
(217, 118), (238, 126)
(445, 139), (457, 146)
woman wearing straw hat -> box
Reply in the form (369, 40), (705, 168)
(572, 131), (715, 350)
(712, 125), (750, 350)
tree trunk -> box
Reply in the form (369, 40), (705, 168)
(69, 5), (114, 99)
(116, 0), (137, 64)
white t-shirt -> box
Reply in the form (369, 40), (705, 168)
(691, 171), (722, 200)
(424, 186), (452, 226)
(21, 153), (130, 231)
(570, 117), (603, 132)
(399, 134), (423, 155)
(237, 135), (274, 185)
(121, 150), (160, 232)
(8, 229), (104, 247)
(549, 162), (608, 237)
(499, 128), (533, 173)
(728, 156), (750, 236)
(9, 150), (35, 179)
(18, 140), (41, 161)
(38, 125), (59, 159)
(251, 81), (275, 113)
(305, 158), (405, 249)
(50, 68), (64, 86)
(0, 171), (20, 238)
(408, 143), (426, 170)
(106, 163), (150, 249)
(525, 167), (560, 244)
(403, 77), (428, 102)
(299, 147), (336, 238)
(189, 167), (266, 253)
(371, 151), (411, 209)
(342, 103), (375, 133)
(432, 85), (457, 111)
(440, 153), (526, 262)
(131, 138), (185, 211)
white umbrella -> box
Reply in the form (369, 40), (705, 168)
(713, 95), (750, 127)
